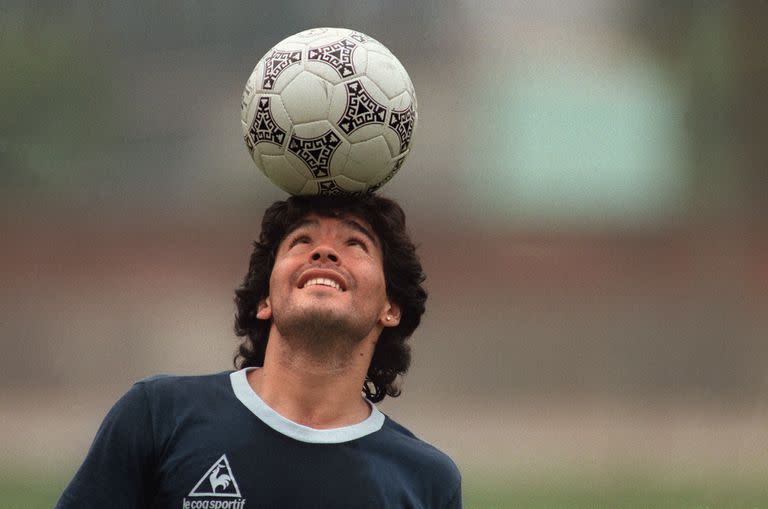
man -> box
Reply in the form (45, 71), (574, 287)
(56, 194), (462, 508)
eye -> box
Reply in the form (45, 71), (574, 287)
(288, 235), (311, 248)
(347, 237), (368, 250)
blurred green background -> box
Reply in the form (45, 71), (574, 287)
(2, 2), (768, 508)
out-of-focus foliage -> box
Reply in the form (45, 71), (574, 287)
(1, 13), (113, 198)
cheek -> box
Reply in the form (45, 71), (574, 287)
(271, 252), (311, 298)
(268, 259), (291, 296)
(365, 267), (388, 297)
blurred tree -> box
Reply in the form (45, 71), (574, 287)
(626, 1), (767, 401)
(0, 10), (113, 202)
(628, 2), (768, 222)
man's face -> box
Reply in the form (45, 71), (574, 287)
(256, 213), (400, 344)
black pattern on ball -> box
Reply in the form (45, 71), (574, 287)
(262, 50), (301, 90)
(244, 133), (255, 154)
(287, 130), (342, 178)
(248, 97), (286, 147)
(367, 158), (405, 193)
(349, 32), (369, 44)
(318, 179), (345, 195)
(387, 104), (416, 154)
(337, 80), (387, 135)
(307, 39), (357, 78)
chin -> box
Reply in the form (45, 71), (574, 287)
(275, 305), (369, 344)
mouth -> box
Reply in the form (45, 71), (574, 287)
(297, 271), (347, 292)
(302, 277), (343, 291)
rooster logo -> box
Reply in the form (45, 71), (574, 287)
(209, 463), (232, 492)
(188, 454), (242, 498)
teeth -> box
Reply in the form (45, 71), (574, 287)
(303, 277), (341, 290)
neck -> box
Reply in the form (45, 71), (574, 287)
(247, 325), (379, 429)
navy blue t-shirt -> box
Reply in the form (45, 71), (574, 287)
(56, 369), (462, 508)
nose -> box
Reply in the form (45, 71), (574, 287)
(310, 245), (339, 264)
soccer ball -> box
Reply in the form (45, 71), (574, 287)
(241, 27), (417, 195)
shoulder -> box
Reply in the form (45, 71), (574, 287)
(120, 371), (236, 424)
(135, 371), (231, 389)
(363, 415), (462, 507)
(132, 371), (232, 399)
(377, 415), (461, 486)
(118, 371), (239, 441)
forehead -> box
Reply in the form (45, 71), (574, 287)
(285, 213), (380, 244)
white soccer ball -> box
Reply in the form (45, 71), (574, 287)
(241, 27), (417, 195)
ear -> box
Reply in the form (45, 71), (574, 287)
(379, 301), (401, 328)
(256, 296), (272, 320)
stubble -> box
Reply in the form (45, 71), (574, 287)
(272, 304), (374, 366)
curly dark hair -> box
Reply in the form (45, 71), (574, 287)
(233, 194), (427, 403)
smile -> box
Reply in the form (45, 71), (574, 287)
(301, 277), (343, 291)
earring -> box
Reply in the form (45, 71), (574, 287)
(385, 315), (392, 321)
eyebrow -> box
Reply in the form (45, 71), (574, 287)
(286, 218), (319, 235)
(286, 217), (379, 247)
(342, 218), (379, 247)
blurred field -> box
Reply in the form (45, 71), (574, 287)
(2, 473), (69, 509)
(6, 470), (768, 509)
(462, 475), (768, 509)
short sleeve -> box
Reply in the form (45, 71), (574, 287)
(55, 382), (156, 509)
(444, 480), (462, 509)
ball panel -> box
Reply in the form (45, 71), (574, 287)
(381, 125), (400, 158)
(330, 137), (351, 176)
(241, 85), (260, 138)
(347, 30), (380, 46)
(291, 119), (336, 139)
(261, 154), (308, 195)
(342, 123), (386, 145)
(291, 27), (333, 42)
(359, 37), (394, 57)
(241, 62), (262, 126)
(398, 64), (417, 106)
(244, 136), (261, 169)
(302, 28), (355, 48)
(285, 151), (316, 180)
(388, 151), (409, 173)
(280, 71), (333, 124)
(364, 50), (408, 100)
(367, 153), (407, 193)
(368, 48), (416, 101)
(330, 175), (367, 193)
(342, 135), (394, 183)
(389, 90), (416, 112)
(298, 180), (318, 195)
